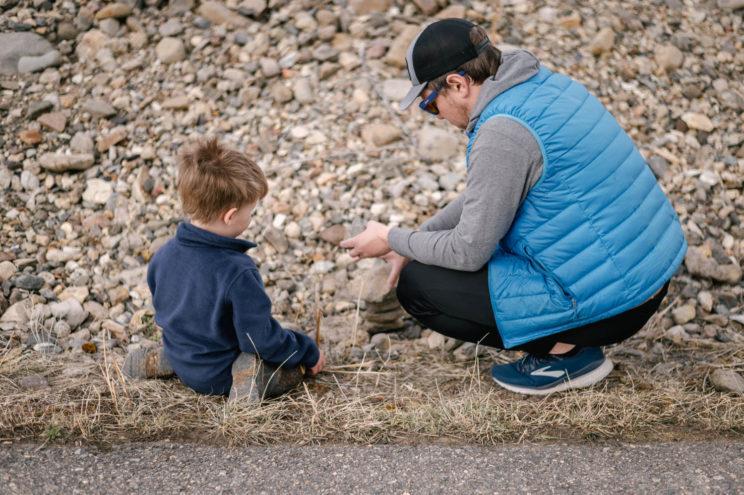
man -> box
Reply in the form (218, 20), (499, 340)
(341, 19), (686, 395)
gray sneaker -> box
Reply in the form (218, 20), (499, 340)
(228, 353), (305, 403)
(122, 345), (175, 379)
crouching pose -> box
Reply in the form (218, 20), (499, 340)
(342, 19), (686, 395)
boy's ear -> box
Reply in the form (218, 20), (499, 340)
(222, 207), (238, 224)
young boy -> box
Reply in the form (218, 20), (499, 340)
(124, 138), (324, 401)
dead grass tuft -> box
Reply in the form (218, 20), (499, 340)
(1, 340), (743, 446)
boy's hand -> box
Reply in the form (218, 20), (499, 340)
(308, 350), (325, 376)
(340, 221), (391, 260)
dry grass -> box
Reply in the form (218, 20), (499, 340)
(1, 337), (743, 446)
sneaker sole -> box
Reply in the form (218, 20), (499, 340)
(491, 358), (614, 396)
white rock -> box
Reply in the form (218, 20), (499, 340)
(697, 291), (714, 312)
(681, 112), (714, 132)
(83, 179), (113, 205)
(0, 261), (17, 282)
(157, 37), (186, 63)
(417, 126), (460, 161)
(45, 246), (81, 264)
(589, 28), (615, 56)
(39, 153), (95, 173)
(382, 79), (411, 101)
(50, 298), (88, 329)
(672, 304), (696, 325)
(1, 300), (33, 324)
(361, 123), (402, 147)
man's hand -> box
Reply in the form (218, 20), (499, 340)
(340, 221), (392, 260)
(308, 350), (325, 376)
(382, 251), (409, 290)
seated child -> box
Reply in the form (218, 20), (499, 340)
(124, 138), (324, 401)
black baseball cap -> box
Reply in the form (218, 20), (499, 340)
(399, 18), (490, 110)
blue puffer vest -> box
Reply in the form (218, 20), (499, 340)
(466, 66), (687, 348)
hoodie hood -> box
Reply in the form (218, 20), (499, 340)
(466, 49), (541, 133)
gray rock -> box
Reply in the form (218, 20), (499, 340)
(159, 19), (184, 37)
(33, 342), (63, 354)
(259, 57), (280, 77)
(13, 274), (44, 291)
(717, 0), (744, 9)
(168, 0), (194, 15)
(647, 155), (669, 179)
(238, 0), (266, 17)
(655, 44), (684, 72)
(18, 374), (50, 390)
(53, 320), (71, 338)
(27, 100), (53, 119)
(417, 126), (459, 161)
(57, 22), (79, 40)
(270, 82), (293, 103)
(50, 298), (88, 329)
(0, 32), (54, 75)
(70, 132), (95, 154)
(17, 49), (61, 73)
(710, 369), (744, 394)
(198, 1), (248, 26)
(293, 78), (314, 104)
(156, 37), (186, 63)
(39, 153), (95, 173)
(82, 99), (116, 117)
(99, 18), (121, 37)
(263, 227), (288, 253)
(685, 246), (742, 284)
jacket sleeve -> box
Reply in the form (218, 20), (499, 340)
(228, 269), (320, 368)
(388, 117), (543, 271)
(419, 194), (465, 232)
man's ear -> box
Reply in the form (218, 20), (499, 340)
(446, 73), (468, 94)
(222, 207), (238, 224)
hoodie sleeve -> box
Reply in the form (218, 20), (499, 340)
(388, 117), (543, 271)
(419, 194), (465, 232)
(228, 269), (320, 368)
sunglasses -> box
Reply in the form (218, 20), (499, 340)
(418, 71), (466, 115)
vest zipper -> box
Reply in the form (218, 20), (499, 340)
(524, 247), (577, 311)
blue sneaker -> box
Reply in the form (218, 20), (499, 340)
(490, 347), (613, 395)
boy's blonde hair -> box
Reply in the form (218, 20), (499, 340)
(176, 137), (268, 223)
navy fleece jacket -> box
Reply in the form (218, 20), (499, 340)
(147, 222), (319, 396)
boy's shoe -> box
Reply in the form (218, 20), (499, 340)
(490, 347), (613, 395)
(228, 353), (305, 404)
(122, 345), (175, 379)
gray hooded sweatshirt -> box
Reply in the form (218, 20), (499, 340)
(388, 49), (544, 272)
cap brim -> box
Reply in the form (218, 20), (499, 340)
(399, 81), (427, 111)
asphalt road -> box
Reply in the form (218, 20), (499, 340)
(1, 441), (743, 494)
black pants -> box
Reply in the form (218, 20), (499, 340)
(396, 261), (669, 356)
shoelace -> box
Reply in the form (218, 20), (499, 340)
(515, 353), (558, 374)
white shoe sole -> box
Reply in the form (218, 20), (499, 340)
(491, 358), (614, 396)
